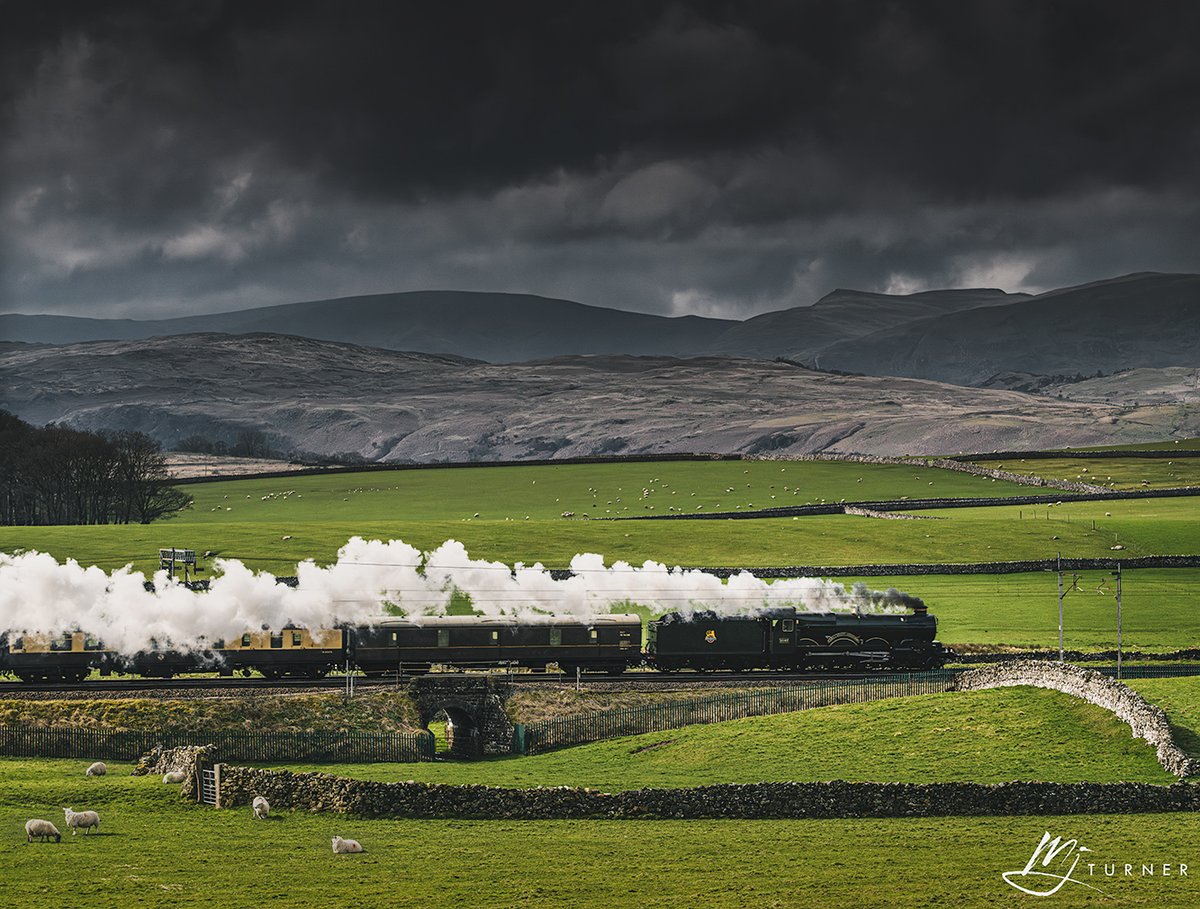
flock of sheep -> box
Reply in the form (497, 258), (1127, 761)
(23, 760), (365, 854)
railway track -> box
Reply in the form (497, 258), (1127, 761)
(3, 663), (1198, 694)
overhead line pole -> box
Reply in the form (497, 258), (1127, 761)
(1057, 552), (1064, 662)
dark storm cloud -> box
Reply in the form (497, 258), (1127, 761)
(3, 0), (1199, 317)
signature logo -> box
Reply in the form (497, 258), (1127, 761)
(1002, 832), (1108, 897)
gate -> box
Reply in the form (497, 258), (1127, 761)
(198, 765), (219, 806)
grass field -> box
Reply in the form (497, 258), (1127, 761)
(973, 456), (1200, 490)
(2, 482), (1197, 577)
(260, 686), (1179, 788)
(841, 569), (1200, 652)
(1129, 677), (1200, 759)
(176, 460), (1038, 524)
(1058, 438), (1200, 452)
(2, 758), (1198, 908)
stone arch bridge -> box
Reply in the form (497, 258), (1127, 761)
(406, 676), (514, 758)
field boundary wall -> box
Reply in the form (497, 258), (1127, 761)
(953, 661), (1199, 778)
(211, 770), (1200, 818)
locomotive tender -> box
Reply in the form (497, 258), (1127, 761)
(0, 601), (944, 682)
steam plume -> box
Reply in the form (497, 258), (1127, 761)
(0, 537), (919, 656)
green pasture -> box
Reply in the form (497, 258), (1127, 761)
(2, 490), (1197, 577)
(1129, 677), (1200, 759)
(2, 758), (1199, 908)
(178, 459), (1037, 524)
(266, 686), (1178, 788)
(973, 455), (1200, 490)
(1062, 437), (1200, 452)
(847, 569), (1200, 653)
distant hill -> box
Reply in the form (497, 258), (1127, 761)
(2, 332), (1194, 461)
(814, 273), (1200, 384)
(707, 287), (1026, 360)
(0, 286), (1030, 365)
(0, 291), (736, 363)
(2, 273), (1195, 384)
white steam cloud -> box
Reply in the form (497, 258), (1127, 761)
(0, 537), (915, 656)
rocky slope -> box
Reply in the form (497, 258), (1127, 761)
(2, 333), (1194, 460)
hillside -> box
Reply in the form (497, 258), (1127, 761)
(815, 273), (1200, 384)
(707, 286), (1024, 361)
(1, 331), (1195, 461)
(0, 290), (736, 363)
(4, 275), (1195, 384)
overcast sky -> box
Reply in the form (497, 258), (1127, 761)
(3, 1), (1199, 320)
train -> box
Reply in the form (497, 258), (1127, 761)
(0, 601), (945, 682)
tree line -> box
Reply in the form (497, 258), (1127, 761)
(0, 411), (192, 525)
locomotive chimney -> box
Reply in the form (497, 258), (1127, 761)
(911, 601), (928, 616)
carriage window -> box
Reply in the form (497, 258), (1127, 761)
(241, 633), (252, 647)
(50, 635), (73, 652)
(84, 637), (104, 651)
(213, 639), (225, 649)
(781, 620), (795, 632)
(437, 629), (450, 647)
(11, 637), (23, 651)
(291, 631), (303, 647)
(270, 634), (283, 649)
(550, 628), (562, 646)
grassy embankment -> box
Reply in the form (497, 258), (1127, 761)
(2, 759), (1195, 909)
(266, 686), (1181, 788)
(0, 690), (419, 734)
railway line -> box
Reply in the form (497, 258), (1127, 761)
(3, 663), (1198, 695)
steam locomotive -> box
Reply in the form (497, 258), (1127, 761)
(0, 601), (945, 682)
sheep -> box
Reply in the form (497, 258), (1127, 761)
(25, 819), (61, 843)
(331, 836), (363, 854)
(64, 808), (100, 835)
(85, 761), (107, 777)
(252, 796), (270, 820)
(162, 770), (186, 784)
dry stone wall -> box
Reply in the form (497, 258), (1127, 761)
(954, 661), (1199, 778)
(213, 768), (1200, 819)
(131, 743), (216, 800)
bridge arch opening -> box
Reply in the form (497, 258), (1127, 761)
(426, 706), (480, 758)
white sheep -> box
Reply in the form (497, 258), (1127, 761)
(85, 762), (107, 777)
(252, 796), (270, 819)
(64, 807), (100, 835)
(331, 836), (363, 854)
(25, 819), (61, 843)
(162, 771), (186, 784)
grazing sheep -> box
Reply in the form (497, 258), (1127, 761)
(252, 796), (270, 819)
(25, 819), (61, 843)
(162, 771), (186, 784)
(85, 761), (107, 777)
(64, 808), (100, 835)
(331, 836), (363, 854)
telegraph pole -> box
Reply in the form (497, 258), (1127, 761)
(1115, 564), (1123, 680)
(1057, 552), (1064, 662)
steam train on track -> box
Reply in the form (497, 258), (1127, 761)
(0, 601), (945, 683)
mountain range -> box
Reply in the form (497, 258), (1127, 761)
(4, 273), (1195, 386)
(2, 272), (1196, 460)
